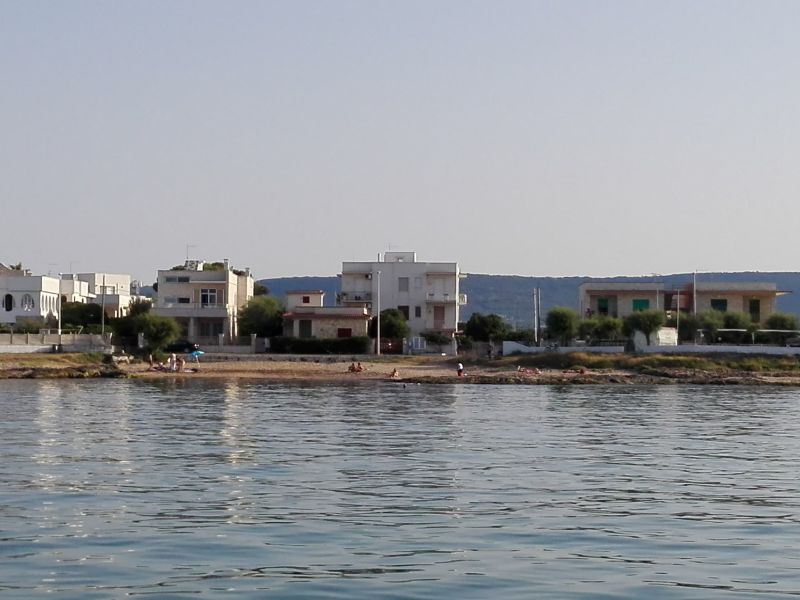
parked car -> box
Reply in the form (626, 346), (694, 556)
(164, 340), (199, 353)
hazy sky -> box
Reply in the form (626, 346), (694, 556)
(3, 1), (800, 283)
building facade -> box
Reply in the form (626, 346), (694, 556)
(579, 283), (666, 319)
(282, 290), (370, 339)
(0, 271), (60, 327)
(66, 273), (134, 318)
(579, 280), (787, 325)
(339, 251), (466, 354)
(152, 260), (254, 344)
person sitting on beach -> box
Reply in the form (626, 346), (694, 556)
(348, 362), (357, 372)
(389, 368), (400, 379)
(356, 362), (364, 372)
(457, 362), (464, 377)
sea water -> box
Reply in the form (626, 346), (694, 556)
(1, 379), (800, 598)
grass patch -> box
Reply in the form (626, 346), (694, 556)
(494, 352), (800, 374)
(0, 353), (106, 369)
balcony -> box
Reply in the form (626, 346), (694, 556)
(426, 292), (456, 303)
(459, 293), (467, 305)
(338, 291), (372, 303)
(154, 302), (230, 318)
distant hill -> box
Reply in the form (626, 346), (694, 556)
(259, 272), (800, 328)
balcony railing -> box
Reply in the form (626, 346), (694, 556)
(458, 293), (467, 305)
(426, 293), (454, 303)
(338, 292), (372, 302)
(157, 302), (229, 310)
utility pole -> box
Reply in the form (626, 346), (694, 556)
(376, 270), (381, 356)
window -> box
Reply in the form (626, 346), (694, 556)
(3, 294), (12, 311)
(397, 305), (410, 320)
(178, 297), (191, 304)
(710, 299), (728, 312)
(398, 277), (409, 292)
(337, 328), (352, 338)
(414, 305), (422, 318)
(597, 298), (609, 316)
(201, 289), (219, 306)
(414, 277), (422, 290)
(21, 294), (34, 311)
(632, 299), (650, 312)
(302, 296), (310, 304)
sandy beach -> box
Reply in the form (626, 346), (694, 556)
(3, 353), (800, 385)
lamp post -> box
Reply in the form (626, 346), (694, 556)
(376, 270), (381, 356)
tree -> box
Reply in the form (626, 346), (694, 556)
(698, 310), (724, 343)
(675, 312), (700, 342)
(422, 331), (452, 352)
(463, 313), (510, 341)
(765, 312), (799, 331)
(253, 283), (269, 296)
(578, 316), (622, 342)
(545, 307), (579, 345)
(238, 296), (284, 337)
(60, 302), (103, 328)
(723, 312), (751, 329)
(140, 314), (181, 351)
(128, 298), (152, 317)
(368, 308), (410, 339)
(623, 310), (665, 345)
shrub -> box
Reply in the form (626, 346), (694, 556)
(269, 336), (370, 354)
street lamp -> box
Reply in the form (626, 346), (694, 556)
(376, 270), (381, 356)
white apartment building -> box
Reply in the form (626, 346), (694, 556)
(339, 251), (466, 354)
(0, 270), (60, 327)
(62, 273), (134, 318)
(152, 260), (254, 344)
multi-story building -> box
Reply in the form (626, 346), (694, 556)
(339, 251), (466, 354)
(0, 268), (60, 327)
(152, 259), (254, 344)
(62, 273), (134, 318)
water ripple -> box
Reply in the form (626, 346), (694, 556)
(1, 380), (800, 598)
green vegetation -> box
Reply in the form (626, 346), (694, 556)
(622, 310), (665, 345)
(369, 309), (410, 340)
(463, 312), (510, 341)
(545, 307), (579, 345)
(238, 296), (284, 337)
(504, 351), (800, 374)
(765, 312), (799, 331)
(269, 336), (370, 354)
(110, 313), (180, 351)
(60, 302), (103, 329)
(578, 316), (622, 342)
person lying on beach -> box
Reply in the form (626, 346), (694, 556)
(517, 366), (541, 376)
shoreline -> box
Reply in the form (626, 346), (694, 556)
(2, 353), (800, 385)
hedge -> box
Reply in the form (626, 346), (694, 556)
(269, 336), (370, 354)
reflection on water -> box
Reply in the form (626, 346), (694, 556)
(1, 380), (800, 598)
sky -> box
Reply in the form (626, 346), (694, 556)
(3, 1), (800, 284)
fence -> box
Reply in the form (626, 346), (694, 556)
(0, 332), (112, 353)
